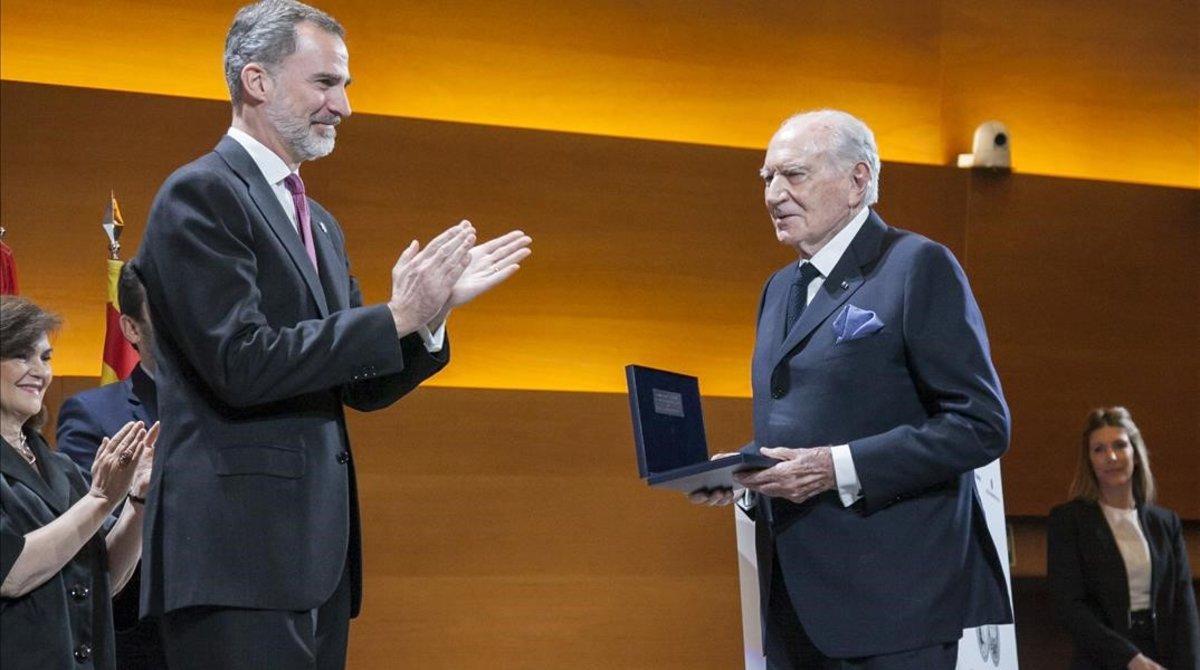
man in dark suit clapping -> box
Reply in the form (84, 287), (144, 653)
(135, 1), (531, 668)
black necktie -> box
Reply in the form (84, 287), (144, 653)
(785, 262), (822, 334)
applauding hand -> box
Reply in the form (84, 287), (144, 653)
(130, 422), (160, 499)
(388, 221), (475, 336)
(447, 230), (532, 309)
(90, 421), (156, 509)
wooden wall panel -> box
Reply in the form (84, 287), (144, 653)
(344, 387), (758, 668)
(963, 172), (1200, 517)
(4, 81), (1197, 520)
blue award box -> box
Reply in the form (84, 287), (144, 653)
(625, 364), (775, 492)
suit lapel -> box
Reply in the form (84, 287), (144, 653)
(2, 433), (69, 514)
(1088, 502), (1132, 611)
(308, 210), (349, 311)
(214, 137), (330, 317)
(773, 212), (886, 368)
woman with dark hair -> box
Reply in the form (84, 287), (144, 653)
(1048, 407), (1200, 670)
(1, 296), (159, 669)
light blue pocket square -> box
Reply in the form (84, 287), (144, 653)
(833, 304), (884, 343)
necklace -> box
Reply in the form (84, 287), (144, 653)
(7, 431), (35, 466)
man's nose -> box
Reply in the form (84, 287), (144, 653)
(329, 87), (352, 119)
(765, 175), (787, 204)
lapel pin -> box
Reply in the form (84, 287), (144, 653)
(317, 220), (328, 234)
(840, 280), (850, 290)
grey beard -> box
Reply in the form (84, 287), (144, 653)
(267, 107), (335, 162)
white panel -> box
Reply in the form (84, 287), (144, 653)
(735, 505), (767, 670)
(957, 460), (1019, 669)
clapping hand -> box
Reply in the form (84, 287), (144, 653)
(89, 421), (159, 508)
(130, 422), (160, 499)
(388, 221), (475, 336)
(446, 229), (532, 309)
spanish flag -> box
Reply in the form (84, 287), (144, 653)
(100, 194), (139, 385)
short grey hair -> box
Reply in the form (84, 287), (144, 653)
(223, 0), (345, 109)
(779, 110), (881, 206)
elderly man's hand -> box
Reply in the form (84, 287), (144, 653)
(688, 488), (739, 506)
(734, 446), (835, 504)
(685, 452), (741, 506)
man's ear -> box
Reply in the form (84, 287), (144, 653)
(240, 63), (273, 105)
(848, 162), (870, 207)
(118, 313), (142, 350)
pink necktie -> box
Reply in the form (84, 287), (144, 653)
(283, 173), (318, 271)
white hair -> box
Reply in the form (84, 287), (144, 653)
(778, 110), (881, 206)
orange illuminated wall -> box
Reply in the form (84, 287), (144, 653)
(2, 0), (1197, 187)
(4, 78), (1197, 670)
(4, 81), (1197, 521)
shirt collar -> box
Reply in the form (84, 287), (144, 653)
(225, 126), (296, 186)
(804, 206), (871, 277)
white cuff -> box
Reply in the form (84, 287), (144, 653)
(418, 320), (447, 353)
(830, 444), (862, 507)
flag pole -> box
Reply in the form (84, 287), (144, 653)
(102, 189), (123, 260)
(99, 191), (138, 384)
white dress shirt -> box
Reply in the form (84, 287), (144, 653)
(1099, 502), (1153, 611)
(224, 127), (446, 352)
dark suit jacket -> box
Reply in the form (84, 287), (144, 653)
(135, 136), (448, 618)
(741, 210), (1012, 657)
(1048, 499), (1200, 670)
(57, 364), (158, 479)
(1, 430), (117, 670)
(56, 364), (161, 658)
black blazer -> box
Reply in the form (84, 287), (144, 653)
(1, 430), (116, 669)
(136, 136), (448, 619)
(1048, 498), (1200, 670)
(741, 212), (1012, 657)
(56, 364), (160, 657)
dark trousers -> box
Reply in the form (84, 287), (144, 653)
(764, 552), (958, 670)
(1128, 609), (1159, 661)
(159, 564), (352, 670)
(113, 568), (169, 669)
(116, 619), (168, 669)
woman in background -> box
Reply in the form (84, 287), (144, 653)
(1048, 406), (1199, 670)
(0, 296), (158, 669)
